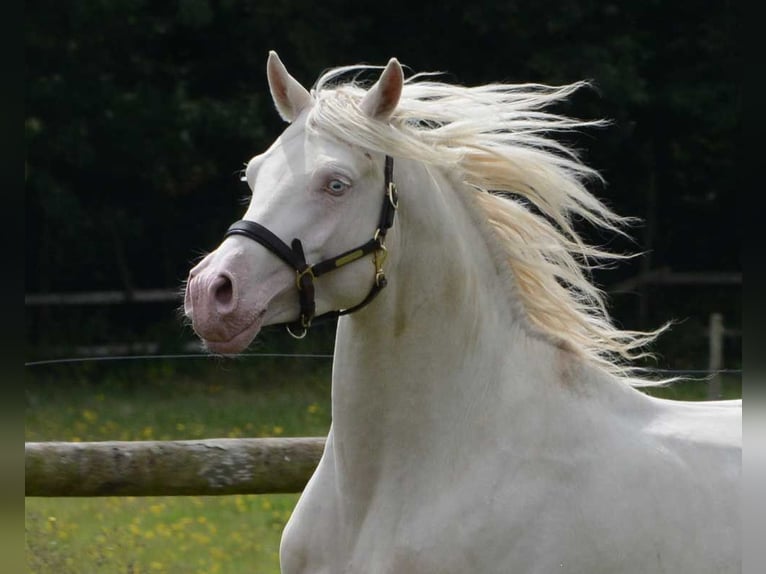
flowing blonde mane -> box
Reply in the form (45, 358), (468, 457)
(306, 67), (665, 383)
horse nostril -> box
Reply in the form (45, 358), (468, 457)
(212, 275), (235, 311)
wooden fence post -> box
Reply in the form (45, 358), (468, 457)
(707, 312), (724, 400)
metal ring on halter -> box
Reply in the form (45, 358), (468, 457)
(286, 324), (309, 339)
(388, 182), (398, 209)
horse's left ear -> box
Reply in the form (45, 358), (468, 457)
(267, 51), (314, 123)
(360, 58), (403, 121)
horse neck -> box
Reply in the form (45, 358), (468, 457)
(330, 161), (586, 471)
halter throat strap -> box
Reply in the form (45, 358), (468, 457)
(224, 156), (398, 338)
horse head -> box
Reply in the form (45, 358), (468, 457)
(184, 52), (403, 353)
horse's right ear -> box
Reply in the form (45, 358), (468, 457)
(267, 51), (313, 123)
(360, 58), (403, 121)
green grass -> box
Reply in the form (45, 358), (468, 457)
(26, 358), (741, 573)
(639, 373), (741, 401)
(26, 359), (333, 443)
(26, 357), (333, 574)
(26, 494), (297, 574)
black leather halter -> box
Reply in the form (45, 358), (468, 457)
(224, 156), (398, 338)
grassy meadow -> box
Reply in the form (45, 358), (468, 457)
(25, 356), (333, 574)
(26, 352), (740, 573)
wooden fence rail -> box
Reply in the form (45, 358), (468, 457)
(25, 437), (325, 497)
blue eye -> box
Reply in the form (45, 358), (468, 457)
(325, 179), (349, 196)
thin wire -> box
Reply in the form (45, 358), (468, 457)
(24, 353), (334, 367)
(23, 353), (742, 377)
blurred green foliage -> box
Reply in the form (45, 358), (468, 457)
(26, 1), (739, 367)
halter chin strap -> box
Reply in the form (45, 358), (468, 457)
(224, 156), (398, 338)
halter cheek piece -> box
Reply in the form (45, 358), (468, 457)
(224, 156), (398, 339)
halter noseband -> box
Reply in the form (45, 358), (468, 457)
(224, 156), (398, 339)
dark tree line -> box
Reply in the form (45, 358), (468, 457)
(26, 0), (739, 360)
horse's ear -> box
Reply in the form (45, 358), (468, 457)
(267, 51), (313, 123)
(360, 58), (403, 121)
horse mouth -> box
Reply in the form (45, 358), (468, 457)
(200, 311), (265, 355)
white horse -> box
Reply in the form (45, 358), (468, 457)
(184, 52), (741, 573)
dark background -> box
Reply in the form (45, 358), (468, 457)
(25, 0), (740, 370)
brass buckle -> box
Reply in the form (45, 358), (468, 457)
(295, 266), (315, 291)
(373, 244), (388, 286)
(374, 244), (388, 269)
(375, 269), (387, 288)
